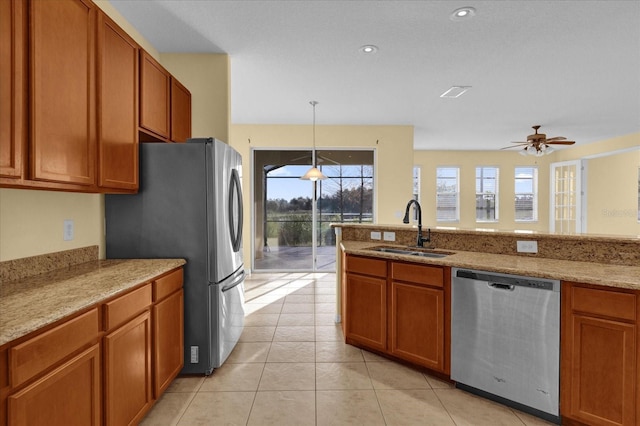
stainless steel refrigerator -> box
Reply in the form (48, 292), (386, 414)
(105, 138), (244, 375)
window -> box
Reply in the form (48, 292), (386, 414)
(412, 166), (421, 221)
(436, 167), (459, 221)
(515, 167), (538, 221)
(476, 167), (499, 222)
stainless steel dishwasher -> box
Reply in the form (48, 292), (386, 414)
(451, 268), (560, 423)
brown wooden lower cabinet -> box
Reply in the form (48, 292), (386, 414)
(8, 344), (101, 426)
(561, 281), (639, 426)
(1, 266), (184, 426)
(104, 311), (153, 426)
(343, 254), (449, 374)
(389, 280), (444, 371)
(345, 272), (387, 351)
(153, 288), (184, 397)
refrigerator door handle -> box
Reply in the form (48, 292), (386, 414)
(228, 168), (243, 253)
(222, 270), (246, 293)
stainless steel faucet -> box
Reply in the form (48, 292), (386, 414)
(403, 199), (431, 247)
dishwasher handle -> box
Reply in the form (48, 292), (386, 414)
(489, 282), (515, 291)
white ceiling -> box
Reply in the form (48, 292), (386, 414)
(110, 0), (640, 150)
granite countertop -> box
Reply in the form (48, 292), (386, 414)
(0, 258), (186, 346)
(341, 241), (640, 291)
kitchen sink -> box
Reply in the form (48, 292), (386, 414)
(369, 246), (453, 258)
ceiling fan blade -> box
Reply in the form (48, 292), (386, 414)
(546, 141), (575, 145)
(500, 144), (528, 150)
(545, 136), (567, 141)
(510, 141), (528, 144)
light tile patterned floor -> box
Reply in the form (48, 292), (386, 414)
(140, 272), (554, 425)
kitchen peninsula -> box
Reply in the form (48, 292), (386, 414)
(336, 223), (640, 425)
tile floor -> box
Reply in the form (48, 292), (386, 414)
(141, 272), (554, 425)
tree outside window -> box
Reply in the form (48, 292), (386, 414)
(515, 167), (538, 221)
(476, 167), (499, 222)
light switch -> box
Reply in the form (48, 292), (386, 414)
(383, 231), (396, 242)
(370, 231), (382, 240)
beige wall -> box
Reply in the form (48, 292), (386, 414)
(229, 124), (414, 265)
(413, 133), (639, 236)
(413, 150), (551, 232)
(160, 54), (230, 142)
(552, 132), (639, 236)
(0, 189), (103, 261)
(586, 149), (640, 235)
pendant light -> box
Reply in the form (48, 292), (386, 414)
(300, 101), (327, 181)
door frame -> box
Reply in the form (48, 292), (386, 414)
(549, 159), (586, 234)
(250, 147), (376, 272)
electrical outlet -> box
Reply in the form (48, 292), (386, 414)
(383, 231), (396, 242)
(370, 231), (382, 240)
(190, 346), (199, 363)
(63, 220), (74, 241)
(517, 240), (538, 253)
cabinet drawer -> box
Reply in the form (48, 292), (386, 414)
(10, 308), (99, 387)
(104, 284), (152, 331)
(391, 262), (443, 288)
(153, 268), (183, 302)
(346, 255), (387, 278)
(571, 285), (636, 322)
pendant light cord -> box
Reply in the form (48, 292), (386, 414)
(310, 100), (318, 167)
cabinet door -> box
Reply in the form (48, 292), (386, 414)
(139, 51), (170, 140)
(344, 273), (387, 351)
(153, 289), (184, 397)
(104, 311), (152, 426)
(389, 281), (444, 371)
(563, 314), (636, 426)
(97, 12), (138, 191)
(170, 77), (191, 143)
(0, 0), (26, 180)
(29, 0), (96, 185)
(8, 344), (101, 426)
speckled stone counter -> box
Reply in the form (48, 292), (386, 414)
(0, 258), (186, 346)
(341, 240), (640, 291)
(336, 223), (640, 266)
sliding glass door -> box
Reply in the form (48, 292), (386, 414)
(252, 149), (374, 272)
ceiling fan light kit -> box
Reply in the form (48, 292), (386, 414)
(503, 125), (575, 156)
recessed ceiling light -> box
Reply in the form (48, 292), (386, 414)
(450, 7), (476, 21)
(440, 86), (471, 98)
(359, 45), (378, 54)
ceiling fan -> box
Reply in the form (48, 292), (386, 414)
(502, 125), (575, 156)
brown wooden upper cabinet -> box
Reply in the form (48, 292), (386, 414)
(30, 0), (97, 186)
(0, 0), (143, 193)
(139, 51), (191, 143)
(170, 77), (192, 143)
(0, 0), (27, 181)
(139, 51), (170, 140)
(97, 11), (139, 191)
